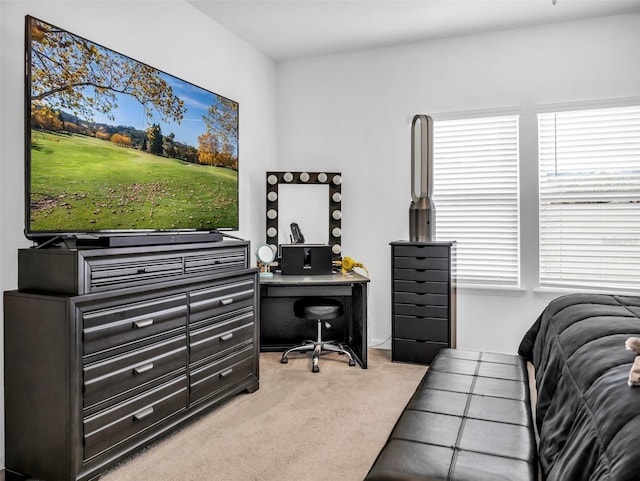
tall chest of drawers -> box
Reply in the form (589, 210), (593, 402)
(4, 241), (259, 481)
(390, 241), (456, 365)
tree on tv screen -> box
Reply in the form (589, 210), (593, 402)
(29, 17), (239, 170)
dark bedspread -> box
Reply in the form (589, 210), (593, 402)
(519, 294), (640, 481)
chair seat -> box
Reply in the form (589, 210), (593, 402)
(283, 298), (351, 372)
(302, 304), (341, 320)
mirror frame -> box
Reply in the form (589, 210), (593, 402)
(265, 171), (342, 259)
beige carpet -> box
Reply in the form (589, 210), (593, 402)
(100, 348), (427, 481)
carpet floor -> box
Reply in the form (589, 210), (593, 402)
(100, 348), (427, 481)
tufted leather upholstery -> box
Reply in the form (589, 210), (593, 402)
(365, 349), (537, 481)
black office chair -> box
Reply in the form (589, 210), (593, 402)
(281, 298), (356, 373)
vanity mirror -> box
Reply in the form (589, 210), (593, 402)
(256, 243), (277, 277)
(265, 171), (342, 259)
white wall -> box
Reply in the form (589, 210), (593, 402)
(0, 0), (277, 466)
(276, 13), (640, 354)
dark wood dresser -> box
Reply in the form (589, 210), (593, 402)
(390, 241), (456, 365)
(4, 240), (259, 481)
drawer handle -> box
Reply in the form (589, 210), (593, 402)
(220, 298), (234, 306)
(219, 332), (234, 342)
(220, 368), (233, 378)
(133, 318), (154, 329)
(133, 362), (154, 375)
(133, 407), (154, 421)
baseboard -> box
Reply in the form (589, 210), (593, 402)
(368, 339), (391, 350)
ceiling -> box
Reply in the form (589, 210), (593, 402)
(188, 0), (640, 61)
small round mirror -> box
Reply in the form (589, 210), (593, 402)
(256, 244), (277, 277)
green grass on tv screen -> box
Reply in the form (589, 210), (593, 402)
(29, 131), (238, 233)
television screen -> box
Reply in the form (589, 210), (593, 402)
(25, 16), (239, 241)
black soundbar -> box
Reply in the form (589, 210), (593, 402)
(69, 232), (224, 248)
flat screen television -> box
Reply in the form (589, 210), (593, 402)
(24, 15), (239, 246)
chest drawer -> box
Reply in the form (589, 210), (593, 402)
(83, 335), (187, 409)
(83, 375), (188, 460)
(394, 315), (449, 343)
(88, 255), (184, 292)
(393, 245), (450, 259)
(190, 345), (255, 404)
(394, 257), (449, 270)
(393, 339), (446, 364)
(393, 268), (449, 282)
(82, 293), (188, 356)
(184, 247), (247, 275)
(395, 303), (448, 319)
(189, 277), (256, 324)
(394, 292), (448, 306)
(190, 308), (255, 365)
(394, 280), (449, 294)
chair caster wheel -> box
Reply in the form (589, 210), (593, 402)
(349, 359), (356, 367)
(312, 366), (319, 373)
(281, 357), (288, 364)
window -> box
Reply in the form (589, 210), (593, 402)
(538, 105), (640, 292)
(433, 115), (520, 287)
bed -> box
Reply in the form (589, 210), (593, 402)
(518, 293), (640, 481)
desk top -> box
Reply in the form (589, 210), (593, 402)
(259, 271), (369, 285)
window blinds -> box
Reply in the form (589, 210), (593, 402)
(433, 115), (520, 287)
(538, 105), (640, 291)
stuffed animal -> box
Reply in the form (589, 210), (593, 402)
(625, 337), (640, 387)
(626, 337), (640, 354)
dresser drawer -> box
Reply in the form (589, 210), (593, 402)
(190, 308), (255, 365)
(189, 277), (255, 324)
(394, 280), (449, 294)
(83, 376), (188, 460)
(393, 339), (447, 365)
(88, 255), (184, 292)
(190, 345), (255, 404)
(393, 245), (450, 259)
(394, 257), (449, 270)
(393, 268), (449, 282)
(394, 315), (449, 343)
(184, 247), (247, 275)
(82, 294), (188, 356)
(83, 335), (187, 408)
(395, 303), (448, 319)
(394, 292), (448, 306)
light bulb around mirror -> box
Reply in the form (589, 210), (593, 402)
(267, 174), (278, 185)
(267, 191), (278, 202)
(317, 172), (327, 183)
(332, 210), (342, 220)
(332, 175), (342, 185)
(332, 192), (342, 202)
(267, 209), (278, 220)
(283, 172), (293, 182)
(300, 172), (310, 182)
(332, 244), (342, 254)
(266, 227), (277, 238)
(332, 227), (342, 237)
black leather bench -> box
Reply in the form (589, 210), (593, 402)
(365, 349), (537, 481)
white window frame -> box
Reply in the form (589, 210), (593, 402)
(538, 104), (640, 292)
(433, 114), (520, 287)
